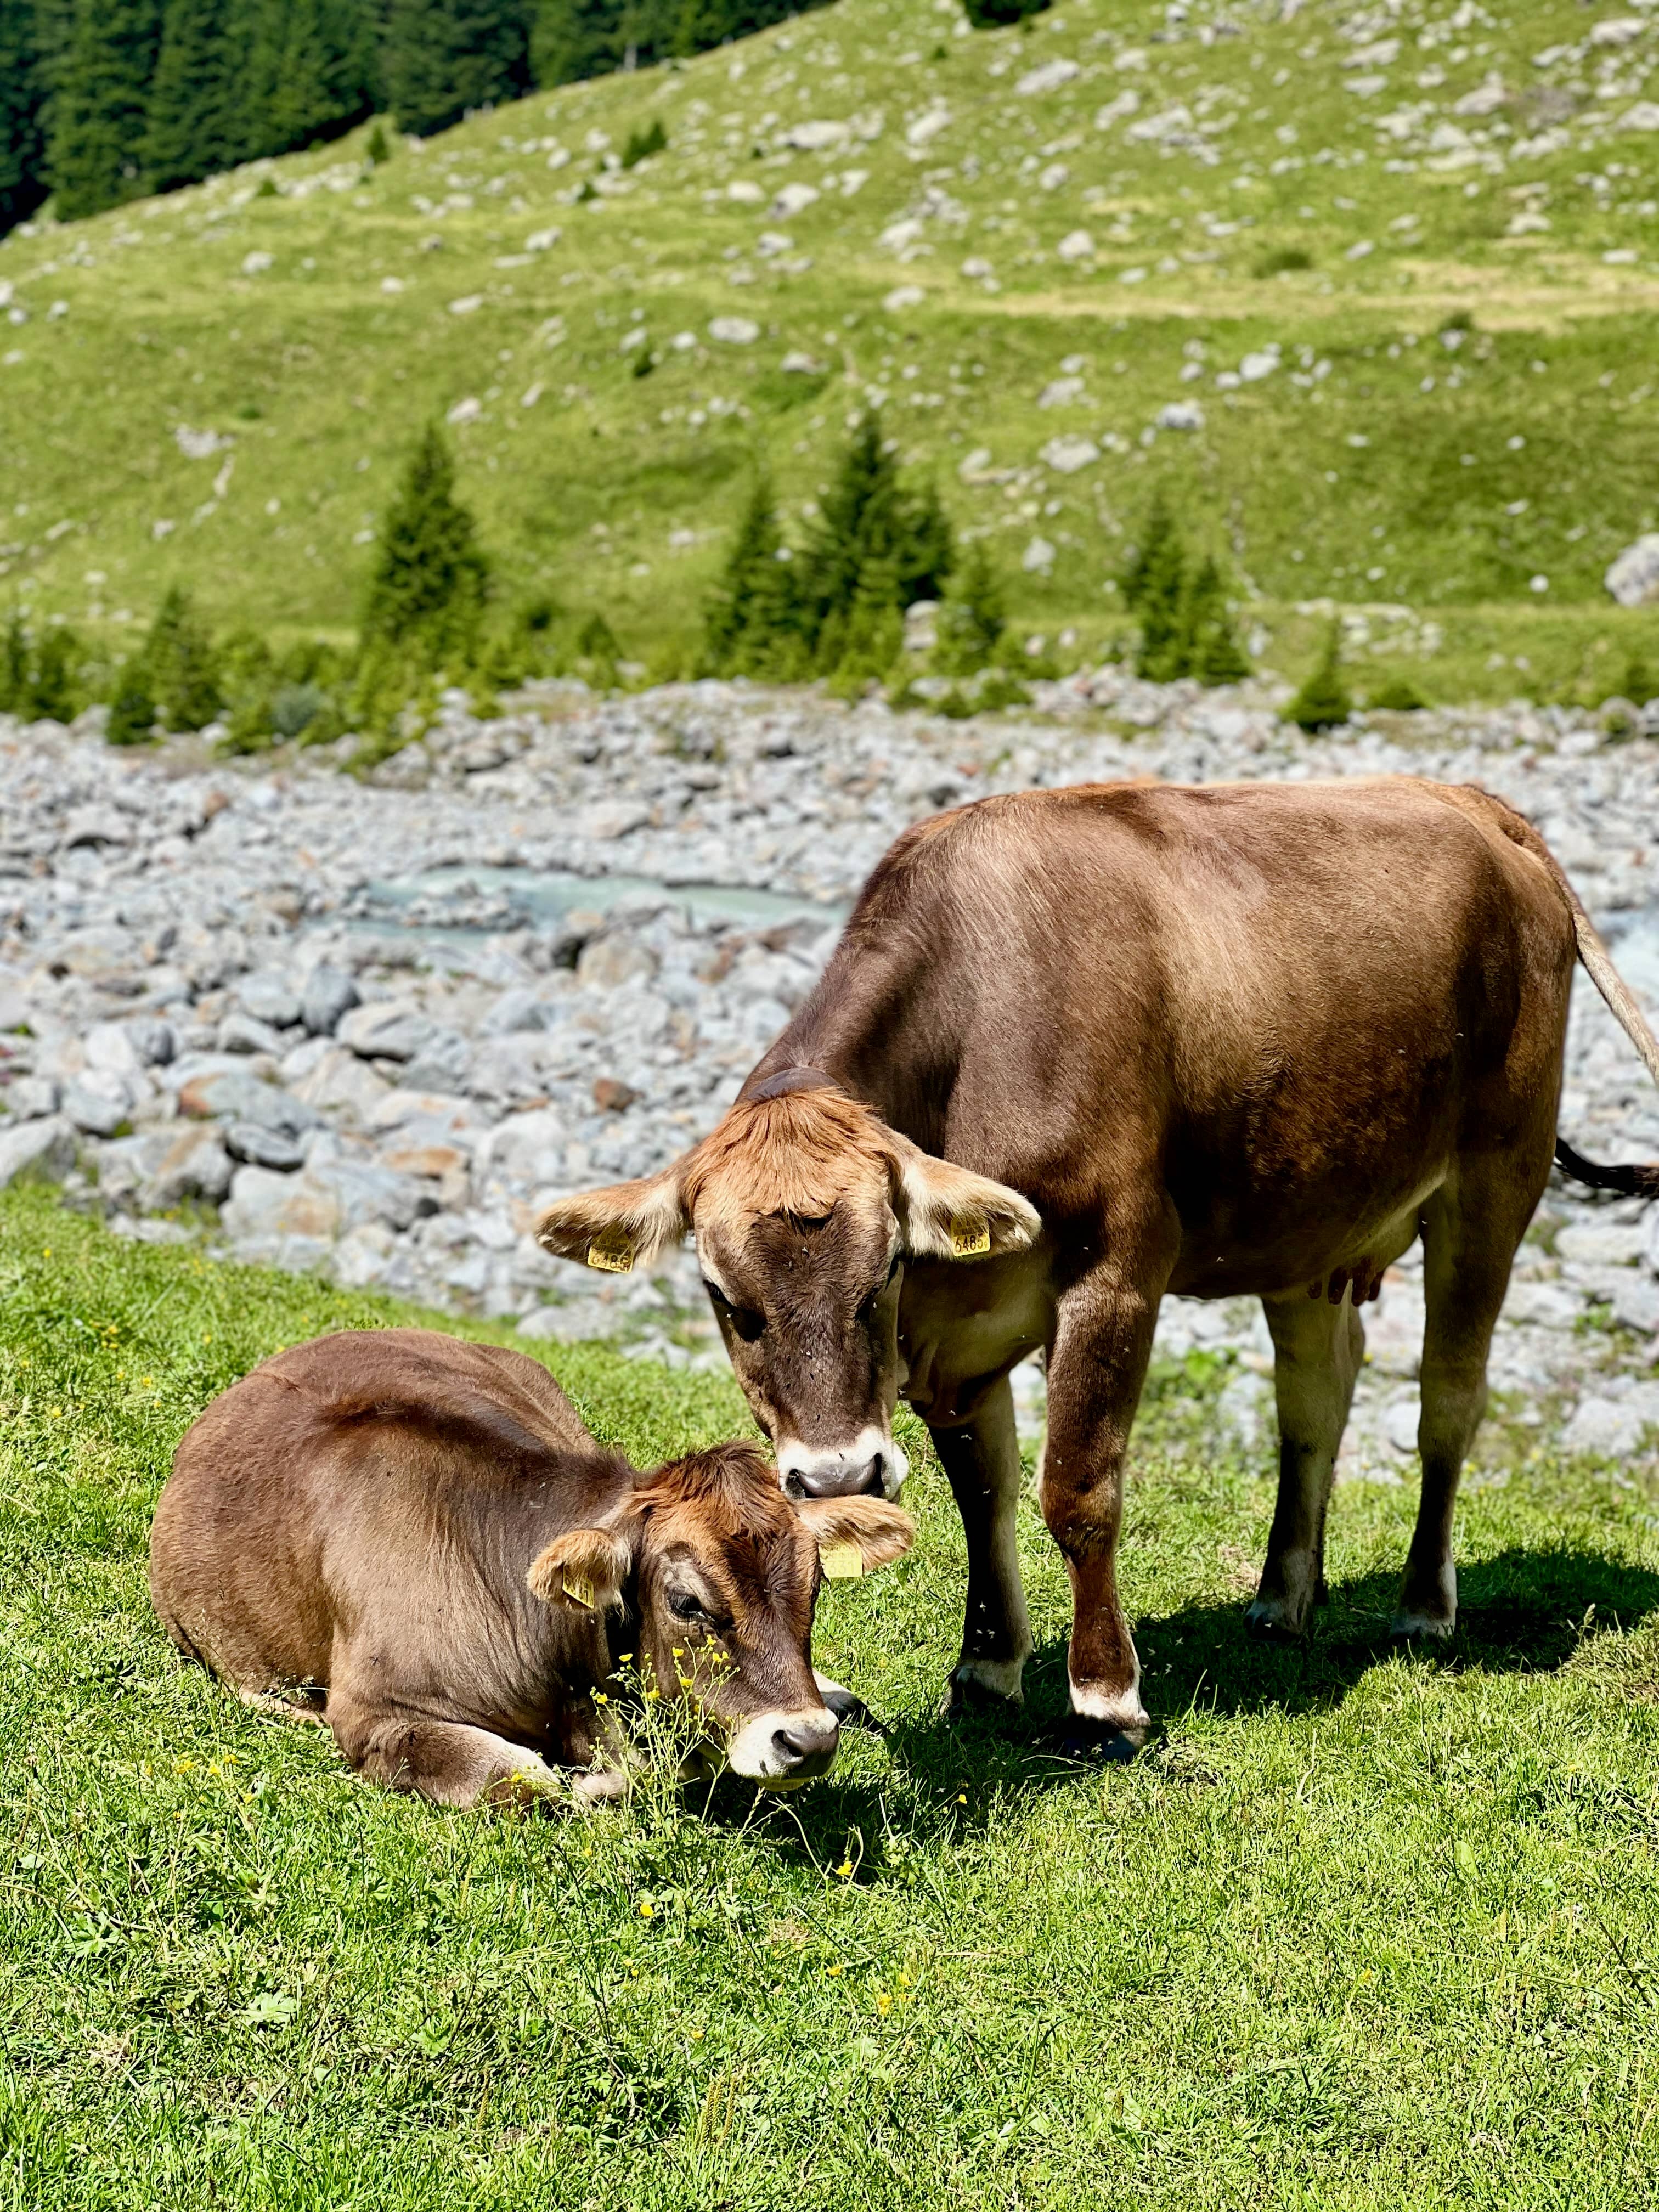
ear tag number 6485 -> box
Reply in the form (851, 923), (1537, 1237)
(587, 1235), (635, 1273)
(950, 1217), (991, 1258)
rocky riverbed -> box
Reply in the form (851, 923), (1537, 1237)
(5, 668), (1659, 1475)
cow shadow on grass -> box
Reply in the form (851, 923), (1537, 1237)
(725, 1544), (1659, 1863)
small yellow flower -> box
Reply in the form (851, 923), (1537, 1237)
(875, 1990), (892, 2018)
(639, 1898), (655, 1918)
(957, 1792), (967, 1804)
(825, 1962), (844, 1978)
(834, 1858), (854, 1878)
(687, 2024), (705, 2042)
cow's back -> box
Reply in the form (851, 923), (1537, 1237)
(149, 1329), (614, 1704)
(781, 777), (1577, 1283)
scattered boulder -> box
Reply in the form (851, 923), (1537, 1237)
(1606, 535), (1659, 608)
(301, 964), (360, 1036)
(0, 1114), (76, 1188)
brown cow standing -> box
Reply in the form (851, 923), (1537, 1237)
(150, 1329), (913, 1804)
(538, 778), (1659, 1756)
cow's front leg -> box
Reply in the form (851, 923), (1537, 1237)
(1041, 1255), (1167, 1757)
(931, 1375), (1034, 1717)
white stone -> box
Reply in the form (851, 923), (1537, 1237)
(708, 316), (759, 345)
(1056, 229), (1094, 263)
(1621, 102), (1659, 131)
(446, 396), (482, 424)
(883, 285), (924, 313)
(0, 1115), (76, 1188)
(783, 120), (850, 151)
(726, 180), (765, 204)
(1040, 435), (1101, 475)
(1096, 91), (1142, 129)
(1593, 19), (1647, 48)
(1039, 376), (1085, 409)
(771, 182), (820, 219)
(1238, 349), (1279, 382)
(1022, 537), (1056, 574)
(1383, 1398), (1420, 1454)
(1606, 535), (1659, 606)
(1156, 401), (1205, 431)
(1556, 1221), (1647, 1267)
(905, 105), (952, 149)
(1018, 58), (1080, 96)
(1562, 1395), (1650, 1458)
(241, 251), (273, 275)
(174, 425), (229, 460)
(780, 350), (823, 374)
(448, 294), (484, 315)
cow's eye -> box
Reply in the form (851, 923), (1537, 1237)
(705, 1281), (765, 1342)
(669, 1590), (708, 1623)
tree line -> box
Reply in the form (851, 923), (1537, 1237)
(0, 0), (830, 234)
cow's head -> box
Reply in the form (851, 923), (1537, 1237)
(527, 1441), (913, 1786)
(537, 1085), (1040, 1500)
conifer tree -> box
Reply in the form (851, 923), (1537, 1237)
(0, 0), (49, 234)
(1124, 492), (1188, 681)
(361, 425), (489, 663)
(48, 0), (160, 220)
(266, 0), (377, 156)
(106, 656), (156, 745)
(386, 0), (532, 140)
(1285, 623), (1353, 733)
(143, 0), (246, 190)
(800, 417), (955, 658)
(1183, 556), (1251, 686)
(0, 612), (30, 709)
(934, 541), (1005, 675)
(144, 585), (222, 730)
(702, 473), (803, 677)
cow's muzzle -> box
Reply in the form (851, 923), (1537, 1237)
(777, 1430), (909, 1502)
(725, 1705), (841, 1788)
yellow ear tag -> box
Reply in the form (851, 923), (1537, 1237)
(586, 1232), (635, 1274)
(950, 1216), (991, 1259)
(820, 1541), (865, 1581)
(562, 1573), (595, 1609)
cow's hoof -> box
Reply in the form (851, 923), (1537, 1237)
(1390, 1610), (1456, 1645)
(941, 1669), (1021, 1723)
(1047, 1716), (1144, 1764)
(1244, 1599), (1308, 1642)
(820, 1681), (879, 1732)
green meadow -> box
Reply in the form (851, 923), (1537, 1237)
(6, 1186), (1659, 2207)
(4, 0), (1659, 703)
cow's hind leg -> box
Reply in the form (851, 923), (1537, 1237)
(1397, 1165), (1534, 1641)
(1248, 1290), (1365, 1637)
(931, 1375), (1034, 1716)
(330, 1700), (569, 1810)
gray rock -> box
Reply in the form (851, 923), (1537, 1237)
(4, 1075), (61, 1119)
(301, 964), (360, 1037)
(577, 935), (661, 991)
(481, 1105), (567, 1186)
(1382, 1398), (1421, 1455)
(287, 1045), (392, 1125)
(337, 1002), (437, 1062)
(1605, 533), (1659, 609)
(0, 1114), (76, 1187)
(224, 1121), (307, 1171)
(402, 1028), (474, 1094)
(239, 973), (302, 1029)
(1555, 1221), (1646, 1267)
(146, 1122), (234, 1206)
(332, 1222), (398, 1286)
(63, 1075), (130, 1137)
(1562, 1395), (1650, 1458)
(218, 1011), (289, 1056)
(179, 1065), (319, 1136)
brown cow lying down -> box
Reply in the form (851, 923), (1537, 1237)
(150, 1329), (913, 1807)
(537, 777), (1659, 1758)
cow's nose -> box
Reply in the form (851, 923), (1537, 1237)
(770, 1712), (840, 1775)
(783, 1451), (887, 1501)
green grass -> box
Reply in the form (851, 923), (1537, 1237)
(7, 1186), (1659, 2207)
(5, 0), (1659, 703)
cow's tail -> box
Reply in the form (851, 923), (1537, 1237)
(1461, 783), (1659, 1201)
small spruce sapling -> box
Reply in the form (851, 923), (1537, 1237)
(144, 586), (222, 731)
(106, 659), (157, 747)
(934, 542), (1006, 675)
(361, 424), (489, 669)
(1285, 624), (1354, 732)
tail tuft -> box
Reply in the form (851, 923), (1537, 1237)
(1554, 1136), (1659, 1201)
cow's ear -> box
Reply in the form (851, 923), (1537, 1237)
(887, 1132), (1040, 1263)
(796, 1497), (916, 1577)
(536, 1163), (691, 1275)
(527, 1525), (633, 1613)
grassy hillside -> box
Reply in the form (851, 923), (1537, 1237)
(7, 1188), (1659, 2205)
(4, 0), (1659, 702)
